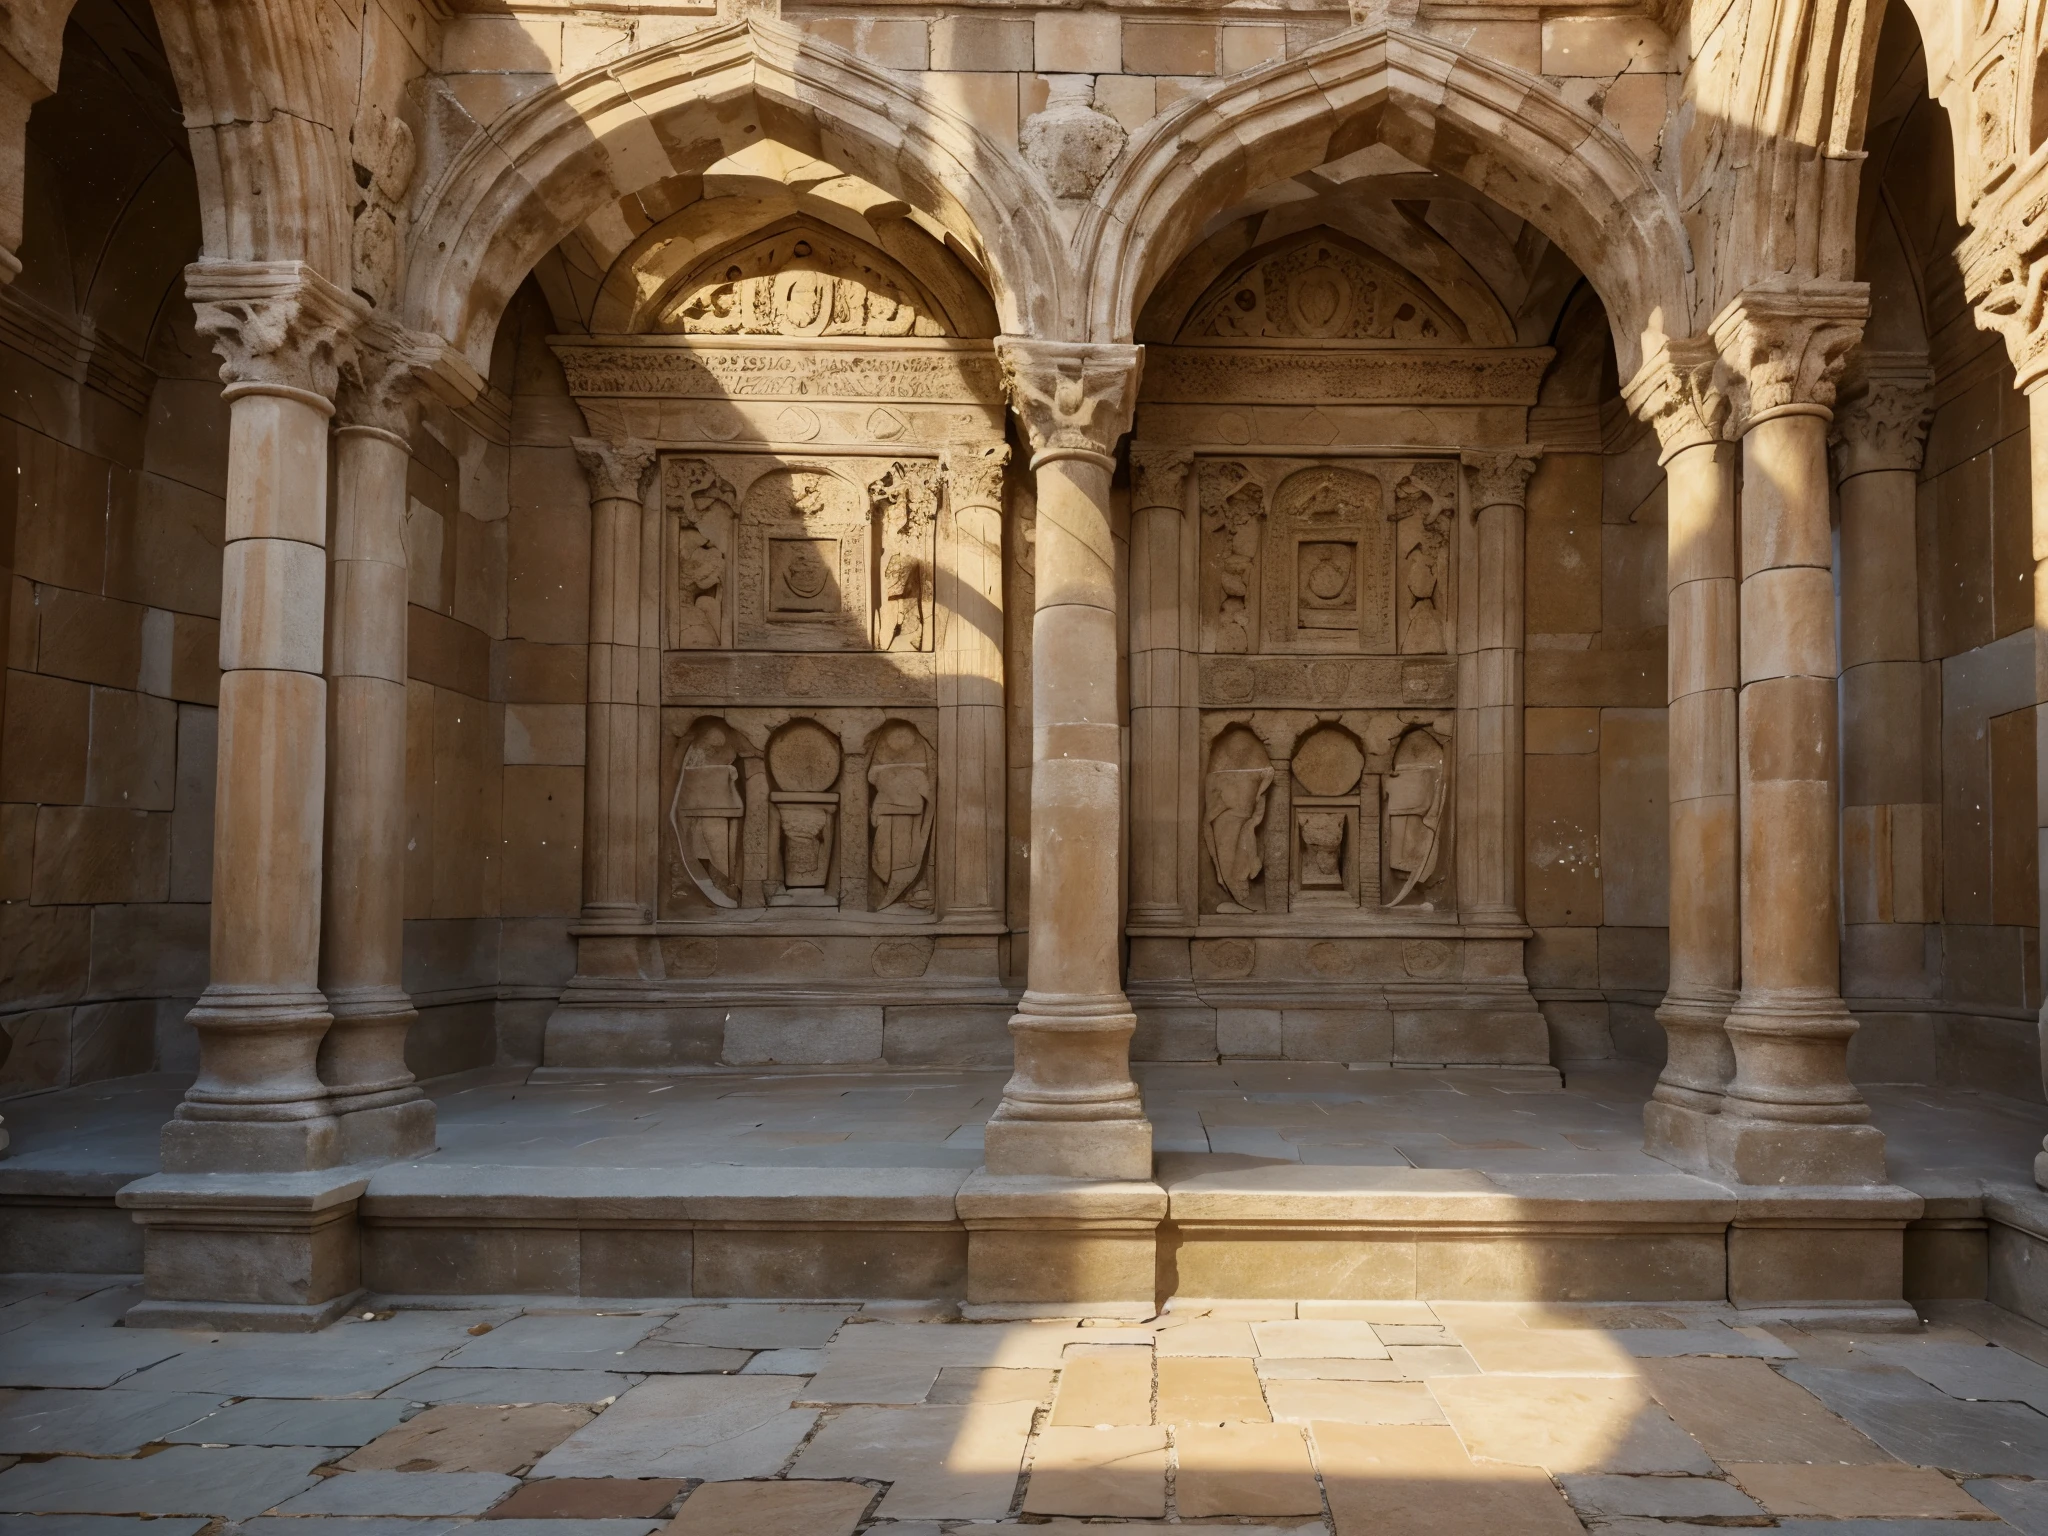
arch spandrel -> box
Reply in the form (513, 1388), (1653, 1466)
(1083, 27), (1691, 378)
(405, 19), (1065, 378)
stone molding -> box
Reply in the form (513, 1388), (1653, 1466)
(1130, 446), (1194, 510)
(1460, 447), (1541, 509)
(997, 338), (1142, 465)
(1831, 354), (1934, 479)
(553, 337), (1003, 404)
(941, 441), (1010, 508)
(1708, 281), (1869, 426)
(1621, 335), (1731, 463)
(187, 260), (369, 406)
(573, 436), (660, 503)
(1142, 347), (1552, 406)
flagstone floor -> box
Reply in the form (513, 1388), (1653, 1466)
(5, 1282), (2048, 1533)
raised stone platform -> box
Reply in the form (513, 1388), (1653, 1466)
(5, 1063), (2047, 1323)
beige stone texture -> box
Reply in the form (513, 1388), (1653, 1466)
(1220, 25), (1287, 73)
(1429, 1374), (1713, 1473)
(1123, 22), (1215, 75)
(1175, 1422), (1321, 1517)
(1049, 1345), (1152, 1425)
(1022, 1424), (1168, 1515)
(1034, 11), (1121, 73)
(343, 1404), (592, 1473)
(1636, 1357), (1888, 1463)
(1316, 1422), (1585, 1536)
(1154, 1318), (1260, 1356)
(664, 1479), (873, 1536)
(1265, 1379), (1445, 1424)
(1157, 1354), (1271, 1423)
(1541, 16), (1671, 75)
(930, 16), (1032, 71)
(920, 71), (1019, 146)
(1430, 1306), (1635, 1374)
(1252, 1320), (1391, 1358)
(1726, 1462), (1989, 1517)
(791, 1401), (1036, 1519)
(1092, 74), (1155, 133)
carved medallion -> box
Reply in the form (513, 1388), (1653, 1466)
(1180, 232), (1465, 345)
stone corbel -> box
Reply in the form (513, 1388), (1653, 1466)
(1830, 353), (1934, 480)
(573, 436), (660, 504)
(1707, 281), (1869, 429)
(1459, 447), (1542, 509)
(996, 339), (1143, 469)
(1622, 335), (1732, 464)
(1131, 446), (1194, 511)
(186, 261), (370, 409)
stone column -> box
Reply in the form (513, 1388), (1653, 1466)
(1127, 447), (1196, 930)
(1456, 449), (1539, 926)
(1707, 282), (1886, 1185)
(163, 263), (364, 1174)
(1833, 358), (1937, 1020)
(1624, 338), (1740, 1168)
(320, 332), (433, 1163)
(984, 339), (1150, 1181)
(574, 437), (660, 925)
(938, 441), (1011, 923)
(2034, 381), (2048, 1188)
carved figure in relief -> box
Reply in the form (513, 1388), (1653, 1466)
(869, 722), (935, 911)
(766, 719), (842, 905)
(668, 459), (734, 649)
(1205, 726), (1274, 913)
(1201, 462), (1264, 653)
(1299, 811), (1347, 888)
(1385, 728), (1448, 908)
(659, 228), (949, 338)
(671, 723), (745, 909)
(1393, 473), (1450, 655)
(871, 460), (939, 652)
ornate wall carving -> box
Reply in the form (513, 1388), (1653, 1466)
(654, 226), (951, 338)
(1180, 233), (1464, 344)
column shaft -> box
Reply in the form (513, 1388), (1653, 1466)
(1127, 448), (1195, 929)
(986, 340), (1149, 1182)
(1457, 452), (1537, 923)
(320, 419), (431, 1160)
(939, 442), (1010, 922)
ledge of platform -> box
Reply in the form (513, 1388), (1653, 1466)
(361, 1162), (971, 1224)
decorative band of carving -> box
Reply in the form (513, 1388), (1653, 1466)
(553, 338), (1005, 403)
(1143, 347), (1554, 405)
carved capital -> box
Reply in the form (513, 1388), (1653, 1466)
(941, 441), (1010, 508)
(1621, 335), (1730, 463)
(1708, 281), (1868, 426)
(1963, 205), (2048, 391)
(335, 317), (436, 440)
(1830, 353), (1933, 478)
(997, 338), (1142, 465)
(1460, 447), (1541, 509)
(1131, 446), (1194, 510)
(573, 436), (659, 503)
(186, 261), (368, 404)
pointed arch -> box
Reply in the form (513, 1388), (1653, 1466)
(1083, 27), (1691, 377)
(404, 19), (1064, 376)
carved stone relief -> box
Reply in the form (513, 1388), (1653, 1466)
(1391, 464), (1455, 655)
(1199, 460), (1265, 654)
(1204, 725), (1274, 913)
(669, 719), (747, 910)
(868, 720), (936, 912)
(870, 460), (939, 653)
(654, 226), (950, 338)
(766, 718), (842, 906)
(664, 457), (736, 649)
(1385, 725), (1449, 908)
(736, 465), (873, 650)
(1291, 724), (1377, 909)
(1180, 234), (1464, 345)
(1264, 465), (1393, 653)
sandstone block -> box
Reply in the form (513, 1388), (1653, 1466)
(1123, 21), (1215, 75)
(931, 16), (1032, 71)
(1035, 11), (1121, 73)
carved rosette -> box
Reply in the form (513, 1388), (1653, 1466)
(941, 442), (1010, 508)
(997, 339), (1142, 465)
(186, 260), (368, 403)
(1460, 448), (1541, 510)
(1831, 362), (1934, 479)
(1131, 446), (1194, 510)
(1621, 336), (1730, 463)
(1708, 282), (1869, 426)
(573, 437), (659, 504)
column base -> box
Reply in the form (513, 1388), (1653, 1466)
(161, 1113), (345, 1174)
(984, 1118), (1153, 1181)
(1642, 1100), (1719, 1172)
(118, 1168), (369, 1332)
(958, 1171), (1166, 1311)
(1705, 1116), (1888, 1186)
(337, 1097), (436, 1163)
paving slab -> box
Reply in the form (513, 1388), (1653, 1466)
(1869, 1341), (2048, 1413)
(663, 1479), (873, 1536)
(1021, 1426), (1168, 1517)
(1175, 1422), (1323, 1518)
(790, 1401), (1036, 1520)
(1430, 1305), (1637, 1375)
(273, 1472), (519, 1516)
(611, 1343), (752, 1375)
(1726, 1461), (1994, 1518)
(1556, 1473), (1766, 1518)
(1048, 1348), (1152, 1427)
(0, 1333), (185, 1390)
(380, 1368), (637, 1405)
(1966, 1478), (2048, 1534)
(0, 1446), (329, 1517)
(0, 1389), (221, 1455)
(343, 1403), (592, 1473)
(802, 1322), (1084, 1403)
(1312, 1421), (1586, 1536)
(1252, 1322), (1390, 1359)
(1256, 1357), (1405, 1382)
(463, 1521), (660, 1536)
(654, 1306), (852, 1350)
(927, 1367), (1055, 1404)
(1429, 1374), (1714, 1475)
(168, 1397), (412, 1447)
(1158, 1355), (1270, 1423)
(1385, 1345), (1479, 1378)
(480, 1477), (687, 1519)
(1151, 1319), (1259, 1357)
(1637, 1357), (1889, 1464)
(1265, 1379), (1444, 1425)
(1613, 1328), (1796, 1358)
(1782, 1361), (2048, 1477)
(445, 1315), (664, 1371)
(738, 1349), (819, 1375)
(530, 1375), (817, 1480)
(237, 1522), (467, 1536)
(0, 1520), (210, 1536)
(115, 1336), (454, 1398)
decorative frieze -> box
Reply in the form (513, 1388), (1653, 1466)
(554, 337), (1003, 403)
(1143, 348), (1552, 406)
(662, 648), (938, 705)
(652, 225), (950, 338)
